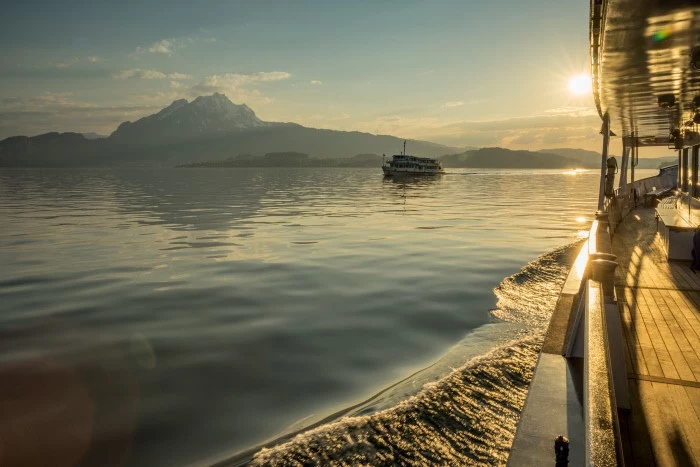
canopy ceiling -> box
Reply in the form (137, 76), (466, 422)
(591, 0), (700, 146)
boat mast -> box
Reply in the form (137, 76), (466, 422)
(403, 140), (406, 155)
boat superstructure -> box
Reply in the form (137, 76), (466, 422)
(509, 1), (700, 466)
(382, 141), (444, 176)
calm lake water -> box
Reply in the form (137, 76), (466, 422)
(0, 168), (657, 466)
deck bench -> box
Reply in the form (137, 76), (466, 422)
(655, 205), (696, 260)
(645, 187), (674, 207)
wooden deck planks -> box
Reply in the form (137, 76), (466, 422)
(623, 380), (656, 466)
(612, 208), (700, 466)
(619, 302), (650, 376)
(685, 386), (700, 426)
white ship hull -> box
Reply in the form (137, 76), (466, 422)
(382, 166), (444, 176)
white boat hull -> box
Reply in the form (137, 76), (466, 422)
(382, 166), (444, 176)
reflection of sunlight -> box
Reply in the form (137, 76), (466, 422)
(577, 230), (589, 239)
(563, 168), (587, 175)
(573, 240), (589, 277)
(576, 216), (587, 223)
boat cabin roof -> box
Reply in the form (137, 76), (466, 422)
(592, 1), (700, 147)
(391, 155), (438, 162)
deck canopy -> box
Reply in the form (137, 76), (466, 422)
(591, 0), (700, 147)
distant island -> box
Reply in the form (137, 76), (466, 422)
(536, 147), (675, 169)
(181, 147), (679, 170)
(180, 152), (384, 168)
(182, 148), (596, 170)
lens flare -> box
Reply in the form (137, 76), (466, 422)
(653, 28), (671, 42)
(568, 74), (592, 96)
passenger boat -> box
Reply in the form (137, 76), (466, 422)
(382, 141), (444, 176)
(508, 1), (700, 465)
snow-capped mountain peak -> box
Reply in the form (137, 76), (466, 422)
(109, 93), (267, 143)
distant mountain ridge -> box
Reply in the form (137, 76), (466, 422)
(82, 132), (107, 140)
(109, 93), (268, 146)
(537, 148), (600, 166)
(3, 93), (669, 169)
(443, 147), (597, 169)
(181, 147), (601, 170)
(540, 147), (678, 169)
(0, 94), (461, 167)
(180, 152), (385, 168)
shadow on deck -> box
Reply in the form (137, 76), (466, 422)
(612, 207), (700, 466)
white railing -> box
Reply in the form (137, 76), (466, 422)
(576, 215), (626, 466)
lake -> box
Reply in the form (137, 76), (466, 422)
(0, 167), (657, 466)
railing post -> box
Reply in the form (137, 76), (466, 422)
(619, 145), (630, 191)
(598, 114), (611, 212)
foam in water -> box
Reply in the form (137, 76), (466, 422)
(251, 338), (540, 466)
(491, 241), (584, 328)
(246, 242), (582, 466)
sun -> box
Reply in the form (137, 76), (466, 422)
(568, 74), (592, 96)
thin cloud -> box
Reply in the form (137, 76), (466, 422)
(136, 39), (176, 55)
(544, 106), (599, 117)
(113, 69), (192, 80)
(55, 57), (92, 69)
(310, 80), (323, 85)
(168, 72), (192, 80)
(133, 35), (217, 57)
(340, 111), (603, 151)
(443, 101), (464, 108)
(189, 71), (291, 104)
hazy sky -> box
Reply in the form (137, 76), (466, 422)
(0, 0), (605, 150)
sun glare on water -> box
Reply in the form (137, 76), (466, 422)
(568, 74), (592, 96)
(563, 168), (587, 175)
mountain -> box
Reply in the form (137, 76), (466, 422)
(0, 94), (461, 167)
(82, 132), (107, 140)
(442, 147), (594, 169)
(109, 93), (267, 146)
(636, 157), (677, 169)
(541, 147), (678, 170)
(537, 148), (601, 166)
(0, 132), (106, 167)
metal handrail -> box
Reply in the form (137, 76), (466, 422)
(583, 216), (626, 466)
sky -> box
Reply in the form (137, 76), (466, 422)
(0, 0), (607, 151)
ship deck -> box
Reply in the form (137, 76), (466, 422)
(613, 208), (700, 466)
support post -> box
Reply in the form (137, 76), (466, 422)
(692, 145), (699, 198)
(631, 134), (636, 186)
(598, 114), (610, 212)
(619, 145), (630, 190)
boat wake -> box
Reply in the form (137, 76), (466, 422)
(490, 241), (584, 328)
(246, 241), (582, 466)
